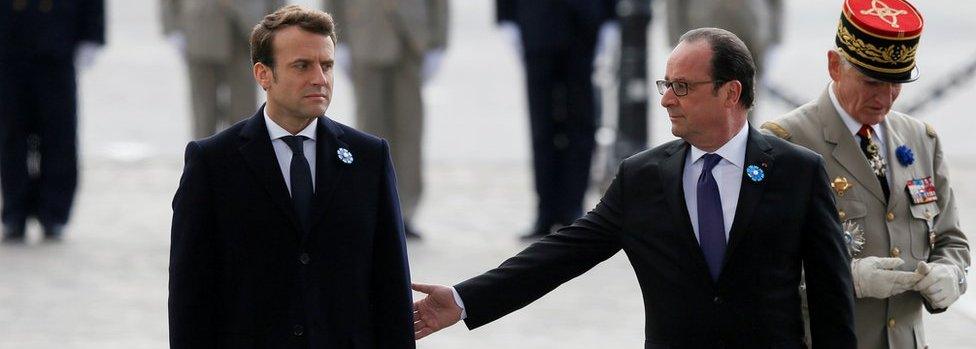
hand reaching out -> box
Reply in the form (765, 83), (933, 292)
(412, 283), (462, 340)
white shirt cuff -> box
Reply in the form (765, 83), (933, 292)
(451, 287), (467, 320)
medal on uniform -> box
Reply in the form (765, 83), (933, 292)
(831, 177), (853, 196)
(864, 136), (887, 177)
(842, 221), (866, 258)
(905, 176), (937, 204)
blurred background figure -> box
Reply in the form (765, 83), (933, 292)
(496, 0), (618, 240)
(160, 0), (284, 139)
(323, 0), (449, 239)
(0, 0), (105, 242)
(665, 0), (782, 84)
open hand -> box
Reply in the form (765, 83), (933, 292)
(412, 283), (462, 340)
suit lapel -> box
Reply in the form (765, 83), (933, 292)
(723, 127), (774, 272)
(307, 117), (349, 243)
(817, 93), (887, 204)
(658, 141), (713, 285)
(237, 108), (303, 235)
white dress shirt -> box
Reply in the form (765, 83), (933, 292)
(264, 108), (318, 193)
(828, 83), (891, 183)
(682, 123), (749, 242)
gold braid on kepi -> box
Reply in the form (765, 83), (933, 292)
(836, 0), (923, 83)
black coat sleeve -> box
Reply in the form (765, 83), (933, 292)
(454, 162), (626, 329)
(370, 140), (416, 348)
(801, 156), (857, 349)
(168, 142), (218, 348)
(79, 0), (106, 45)
(495, 0), (515, 23)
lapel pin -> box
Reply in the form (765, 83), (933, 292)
(337, 148), (354, 164)
(745, 165), (765, 182)
(831, 177), (853, 197)
(895, 145), (914, 166)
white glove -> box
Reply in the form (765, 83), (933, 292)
(852, 257), (922, 299)
(499, 21), (521, 58)
(914, 261), (962, 309)
(166, 32), (186, 54)
(422, 49), (445, 83)
(335, 44), (351, 76)
(75, 41), (102, 70)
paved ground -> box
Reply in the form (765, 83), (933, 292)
(1, 0), (975, 348)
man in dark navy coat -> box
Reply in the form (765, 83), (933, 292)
(0, 0), (105, 241)
(496, 0), (618, 238)
(413, 28), (856, 348)
(169, 6), (414, 348)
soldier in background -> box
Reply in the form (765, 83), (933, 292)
(160, 0), (284, 139)
(665, 0), (782, 80)
(324, 0), (449, 239)
(0, 0), (105, 242)
(763, 0), (970, 347)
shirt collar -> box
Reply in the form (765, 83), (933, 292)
(828, 82), (881, 137)
(689, 122), (749, 169)
(263, 106), (318, 141)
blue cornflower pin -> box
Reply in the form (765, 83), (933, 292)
(745, 165), (765, 182)
(895, 145), (914, 166)
(337, 148), (354, 164)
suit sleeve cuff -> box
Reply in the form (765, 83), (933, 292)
(451, 287), (467, 320)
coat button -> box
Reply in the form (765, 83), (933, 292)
(293, 324), (304, 336)
(887, 318), (896, 329)
(886, 212), (895, 221)
(838, 210), (847, 220)
(299, 253), (310, 265)
(890, 247), (901, 258)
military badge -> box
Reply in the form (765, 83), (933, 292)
(831, 177), (853, 196)
(842, 221), (866, 258)
(895, 145), (914, 166)
(337, 148), (354, 164)
(906, 176), (937, 204)
(745, 165), (764, 182)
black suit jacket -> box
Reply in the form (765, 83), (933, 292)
(456, 127), (856, 348)
(169, 108), (415, 348)
(0, 0), (105, 58)
(495, 0), (616, 51)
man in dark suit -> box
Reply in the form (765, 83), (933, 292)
(495, 0), (617, 238)
(169, 5), (414, 348)
(413, 28), (856, 348)
(0, 0), (105, 242)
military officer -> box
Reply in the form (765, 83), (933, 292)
(762, 0), (970, 347)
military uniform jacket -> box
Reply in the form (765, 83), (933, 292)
(159, 0), (285, 61)
(324, 0), (448, 65)
(763, 89), (970, 349)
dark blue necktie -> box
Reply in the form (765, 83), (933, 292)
(282, 135), (313, 231)
(697, 153), (726, 281)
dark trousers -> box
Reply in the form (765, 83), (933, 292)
(522, 38), (598, 229)
(0, 56), (78, 228)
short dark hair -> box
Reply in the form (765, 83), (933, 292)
(250, 5), (337, 70)
(678, 28), (756, 109)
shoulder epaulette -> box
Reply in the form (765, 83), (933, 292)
(761, 121), (791, 140)
(924, 122), (937, 138)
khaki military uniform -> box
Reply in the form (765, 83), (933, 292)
(324, 0), (449, 223)
(763, 89), (970, 349)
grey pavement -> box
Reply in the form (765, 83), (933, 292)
(1, 0), (975, 348)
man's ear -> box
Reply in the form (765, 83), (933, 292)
(254, 62), (272, 91)
(725, 80), (742, 107)
(827, 50), (843, 83)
